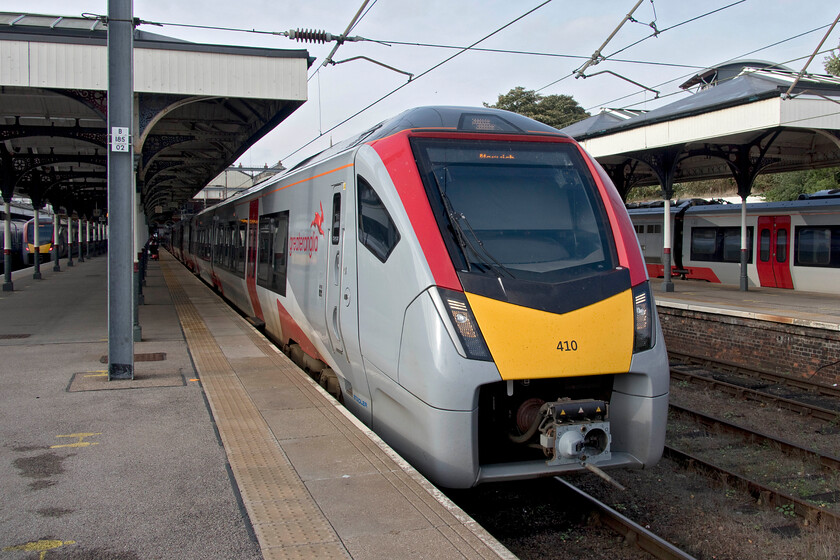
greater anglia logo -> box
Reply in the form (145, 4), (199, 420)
(291, 201), (325, 258)
(310, 202), (324, 236)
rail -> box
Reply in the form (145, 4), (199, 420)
(670, 368), (840, 423)
(555, 477), (698, 560)
(664, 446), (840, 530)
(669, 351), (840, 399)
(670, 403), (840, 471)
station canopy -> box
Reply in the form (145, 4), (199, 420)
(0, 12), (312, 224)
(561, 61), (840, 199)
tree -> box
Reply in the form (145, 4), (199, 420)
(825, 40), (840, 76)
(757, 168), (840, 202)
(484, 87), (589, 129)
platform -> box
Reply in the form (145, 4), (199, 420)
(651, 278), (840, 331)
(0, 253), (513, 560)
(650, 278), (840, 386)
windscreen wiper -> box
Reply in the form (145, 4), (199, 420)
(455, 212), (515, 279)
(431, 168), (514, 278)
(432, 169), (472, 272)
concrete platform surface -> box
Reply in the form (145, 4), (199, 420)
(651, 278), (840, 331)
(0, 252), (514, 560)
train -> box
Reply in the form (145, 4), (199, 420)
(627, 191), (840, 293)
(0, 218), (25, 273)
(169, 106), (669, 488)
(22, 217), (68, 265)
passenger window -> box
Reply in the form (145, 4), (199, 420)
(759, 230), (771, 262)
(236, 222), (247, 276)
(775, 230), (787, 263)
(358, 176), (401, 263)
(690, 228), (716, 259)
(796, 228), (831, 266)
(257, 211), (289, 295)
(331, 193), (341, 245)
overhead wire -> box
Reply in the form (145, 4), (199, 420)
(614, 47), (840, 111)
(348, 0), (379, 35)
(281, 0), (555, 162)
(355, 40), (706, 70)
(535, 0), (749, 93)
(603, 0), (747, 61)
(584, 22), (838, 114)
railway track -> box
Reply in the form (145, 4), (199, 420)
(669, 366), (840, 423)
(555, 478), (697, 560)
(667, 358), (840, 531)
(668, 402), (840, 530)
(670, 403), (840, 471)
(663, 445), (840, 530)
(670, 351), (840, 399)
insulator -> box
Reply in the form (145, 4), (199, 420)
(288, 29), (332, 44)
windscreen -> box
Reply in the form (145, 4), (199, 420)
(412, 138), (617, 283)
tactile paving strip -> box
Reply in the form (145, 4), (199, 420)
(160, 256), (515, 560)
(160, 261), (349, 560)
(201, 291), (517, 560)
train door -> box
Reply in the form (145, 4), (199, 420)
(325, 187), (347, 356)
(756, 215), (793, 289)
(245, 199), (265, 320)
(324, 181), (369, 420)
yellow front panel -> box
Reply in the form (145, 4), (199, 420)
(28, 243), (51, 254)
(466, 290), (633, 380)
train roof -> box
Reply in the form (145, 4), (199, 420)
(627, 195), (840, 217)
(284, 106), (569, 174)
(198, 107), (575, 218)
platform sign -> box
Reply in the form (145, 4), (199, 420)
(111, 127), (130, 152)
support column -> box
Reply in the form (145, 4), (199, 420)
(67, 216), (74, 267)
(53, 215), (61, 271)
(107, 0), (135, 380)
(662, 198), (674, 292)
(633, 146), (684, 293)
(718, 132), (781, 291)
(133, 175), (143, 340)
(740, 198), (749, 291)
(78, 218), (85, 263)
(3, 199), (12, 291)
(32, 209), (42, 279)
(85, 220), (91, 259)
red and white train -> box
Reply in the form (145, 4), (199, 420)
(170, 106), (669, 488)
(628, 192), (840, 293)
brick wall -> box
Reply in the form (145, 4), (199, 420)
(657, 306), (840, 387)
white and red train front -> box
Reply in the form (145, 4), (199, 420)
(180, 107), (670, 488)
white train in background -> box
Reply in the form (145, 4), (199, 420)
(627, 190), (840, 294)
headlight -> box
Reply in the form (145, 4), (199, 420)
(436, 287), (493, 361)
(632, 282), (655, 353)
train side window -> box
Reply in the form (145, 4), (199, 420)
(759, 230), (771, 262)
(722, 227), (752, 263)
(272, 212), (289, 295)
(213, 224), (224, 266)
(775, 229), (787, 263)
(795, 227), (835, 267)
(256, 212), (289, 295)
(691, 226), (753, 263)
(690, 228), (716, 260)
(236, 222), (247, 276)
(358, 176), (401, 263)
(224, 224), (234, 270)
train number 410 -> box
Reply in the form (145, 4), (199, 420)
(556, 340), (578, 351)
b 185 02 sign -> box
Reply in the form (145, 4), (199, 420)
(111, 127), (130, 152)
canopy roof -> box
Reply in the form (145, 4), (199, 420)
(0, 12), (312, 224)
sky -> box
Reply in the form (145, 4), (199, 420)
(5, 0), (840, 170)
